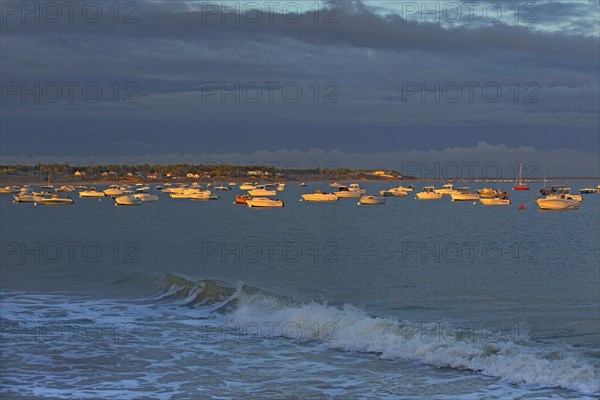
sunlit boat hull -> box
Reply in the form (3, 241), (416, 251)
(246, 198), (284, 207)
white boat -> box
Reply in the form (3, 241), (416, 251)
(277, 183), (286, 191)
(132, 187), (159, 202)
(479, 197), (510, 206)
(299, 182), (307, 187)
(579, 187), (600, 194)
(35, 194), (74, 206)
(396, 185), (414, 192)
(248, 186), (277, 196)
(0, 186), (20, 194)
(239, 183), (257, 190)
(540, 186), (582, 201)
(301, 190), (338, 202)
(162, 185), (189, 194)
(246, 197), (284, 207)
(450, 187), (480, 201)
(330, 182), (342, 188)
(103, 185), (124, 197)
(535, 194), (580, 210)
(416, 186), (443, 200)
(79, 189), (106, 198)
(170, 188), (209, 199)
(214, 185), (231, 191)
(13, 192), (36, 203)
(335, 186), (361, 198)
(228, 183), (237, 186)
(435, 183), (458, 195)
(133, 193), (159, 202)
(358, 195), (386, 205)
(190, 192), (219, 201)
(380, 187), (408, 197)
(348, 184), (366, 194)
(114, 195), (142, 206)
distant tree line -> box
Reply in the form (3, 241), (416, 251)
(0, 163), (401, 182)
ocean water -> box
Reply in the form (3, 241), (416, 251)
(1, 181), (599, 399)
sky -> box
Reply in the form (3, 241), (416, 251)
(1, 0), (599, 176)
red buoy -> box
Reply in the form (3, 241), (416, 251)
(518, 205), (525, 210)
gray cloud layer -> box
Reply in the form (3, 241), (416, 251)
(1, 0), (598, 174)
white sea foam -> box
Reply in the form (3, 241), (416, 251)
(226, 291), (600, 396)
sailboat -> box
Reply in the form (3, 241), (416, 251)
(513, 162), (530, 191)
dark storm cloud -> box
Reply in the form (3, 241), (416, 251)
(2, 0), (597, 62)
(0, 0), (598, 173)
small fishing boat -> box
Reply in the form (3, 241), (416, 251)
(133, 193), (159, 202)
(301, 190), (338, 202)
(479, 191), (510, 206)
(190, 192), (219, 201)
(535, 194), (580, 210)
(35, 194), (74, 206)
(214, 185), (231, 191)
(450, 187), (480, 201)
(0, 186), (20, 194)
(234, 195), (251, 204)
(348, 184), (366, 194)
(540, 186), (582, 202)
(104, 185), (124, 197)
(246, 197), (284, 207)
(380, 187), (408, 197)
(416, 186), (443, 200)
(335, 186), (361, 198)
(358, 195), (386, 205)
(114, 195), (142, 206)
(248, 185), (277, 196)
(13, 191), (36, 203)
(79, 189), (106, 198)
(579, 187), (600, 194)
(435, 183), (457, 195)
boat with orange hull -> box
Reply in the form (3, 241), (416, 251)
(235, 195), (250, 204)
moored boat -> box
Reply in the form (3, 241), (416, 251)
(190, 192), (219, 201)
(358, 195), (386, 205)
(248, 185), (277, 196)
(513, 162), (530, 190)
(416, 186), (443, 200)
(535, 194), (580, 210)
(335, 186), (361, 198)
(246, 197), (284, 207)
(380, 187), (408, 197)
(579, 187), (600, 194)
(435, 183), (458, 195)
(35, 194), (74, 206)
(234, 195), (251, 204)
(450, 187), (480, 201)
(301, 190), (338, 202)
(79, 189), (106, 198)
(104, 185), (124, 197)
(0, 186), (20, 194)
(114, 195), (142, 206)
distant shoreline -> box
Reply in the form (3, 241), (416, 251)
(1, 177), (597, 186)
